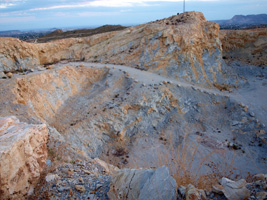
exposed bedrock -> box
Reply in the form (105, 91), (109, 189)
(220, 28), (267, 66)
(1, 12), (230, 86)
(0, 11), (266, 199)
(0, 116), (48, 199)
(0, 63), (266, 190)
(108, 166), (177, 200)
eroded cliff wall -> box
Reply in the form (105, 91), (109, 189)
(0, 12), (225, 86)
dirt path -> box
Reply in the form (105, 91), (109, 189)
(64, 62), (266, 126)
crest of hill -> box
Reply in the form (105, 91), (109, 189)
(150, 11), (207, 25)
(216, 14), (267, 27)
(228, 14), (267, 25)
(36, 25), (127, 43)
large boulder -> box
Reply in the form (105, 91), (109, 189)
(220, 177), (250, 200)
(108, 166), (177, 200)
(0, 116), (48, 199)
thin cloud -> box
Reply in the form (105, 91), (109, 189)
(0, 0), (26, 9)
(0, 3), (14, 8)
(28, 0), (218, 11)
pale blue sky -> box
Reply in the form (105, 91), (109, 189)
(0, 0), (266, 31)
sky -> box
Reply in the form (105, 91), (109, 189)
(0, 0), (266, 31)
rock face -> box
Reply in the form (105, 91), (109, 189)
(0, 12), (226, 86)
(220, 28), (267, 66)
(220, 178), (250, 200)
(0, 116), (48, 199)
(0, 11), (266, 199)
(0, 37), (40, 72)
(108, 166), (177, 200)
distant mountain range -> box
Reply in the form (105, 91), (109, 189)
(0, 28), (58, 41)
(215, 14), (267, 29)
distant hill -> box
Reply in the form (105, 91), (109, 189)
(35, 25), (127, 43)
(0, 30), (22, 36)
(0, 29), (54, 41)
(215, 14), (267, 29)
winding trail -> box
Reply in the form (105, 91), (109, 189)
(63, 61), (267, 126)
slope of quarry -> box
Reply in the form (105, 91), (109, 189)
(0, 12), (266, 200)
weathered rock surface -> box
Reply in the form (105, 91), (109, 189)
(0, 11), (266, 200)
(108, 166), (177, 200)
(0, 37), (40, 72)
(0, 116), (48, 199)
(0, 12), (227, 86)
(220, 28), (267, 66)
(185, 184), (207, 200)
(220, 177), (250, 200)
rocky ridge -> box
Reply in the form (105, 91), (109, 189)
(0, 12), (227, 87)
(0, 12), (266, 200)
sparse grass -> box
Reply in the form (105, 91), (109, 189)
(129, 131), (237, 190)
(159, 134), (237, 189)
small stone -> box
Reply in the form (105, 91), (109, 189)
(46, 159), (52, 166)
(47, 65), (53, 69)
(29, 69), (34, 72)
(0, 72), (7, 79)
(58, 186), (70, 192)
(80, 64), (85, 67)
(212, 184), (224, 194)
(249, 112), (255, 117)
(7, 72), (13, 78)
(232, 121), (239, 126)
(186, 184), (201, 200)
(221, 177), (250, 200)
(240, 103), (245, 107)
(199, 189), (207, 200)
(84, 170), (91, 175)
(96, 184), (102, 189)
(254, 174), (267, 181)
(67, 169), (74, 175)
(113, 67), (115, 69)
(178, 185), (186, 198)
(45, 173), (59, 182)
(37, 66), (45, 71)
(75, 185), (86, 193)
(79, 177), (84, 183)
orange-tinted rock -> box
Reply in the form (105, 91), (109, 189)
(220, 28), (267, 66)
(0, 116), (48, 199)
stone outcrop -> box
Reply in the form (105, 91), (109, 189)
(220, 28), (267, 66)
(0, 37), (40, 72)
(220, 178), (250, 200)
(0, 116), (48, 199)
(185, 184), (207, 200)
(108, 166), (177, 200)
(0, 12), (226, 86)
(0, 11), (266, 200)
